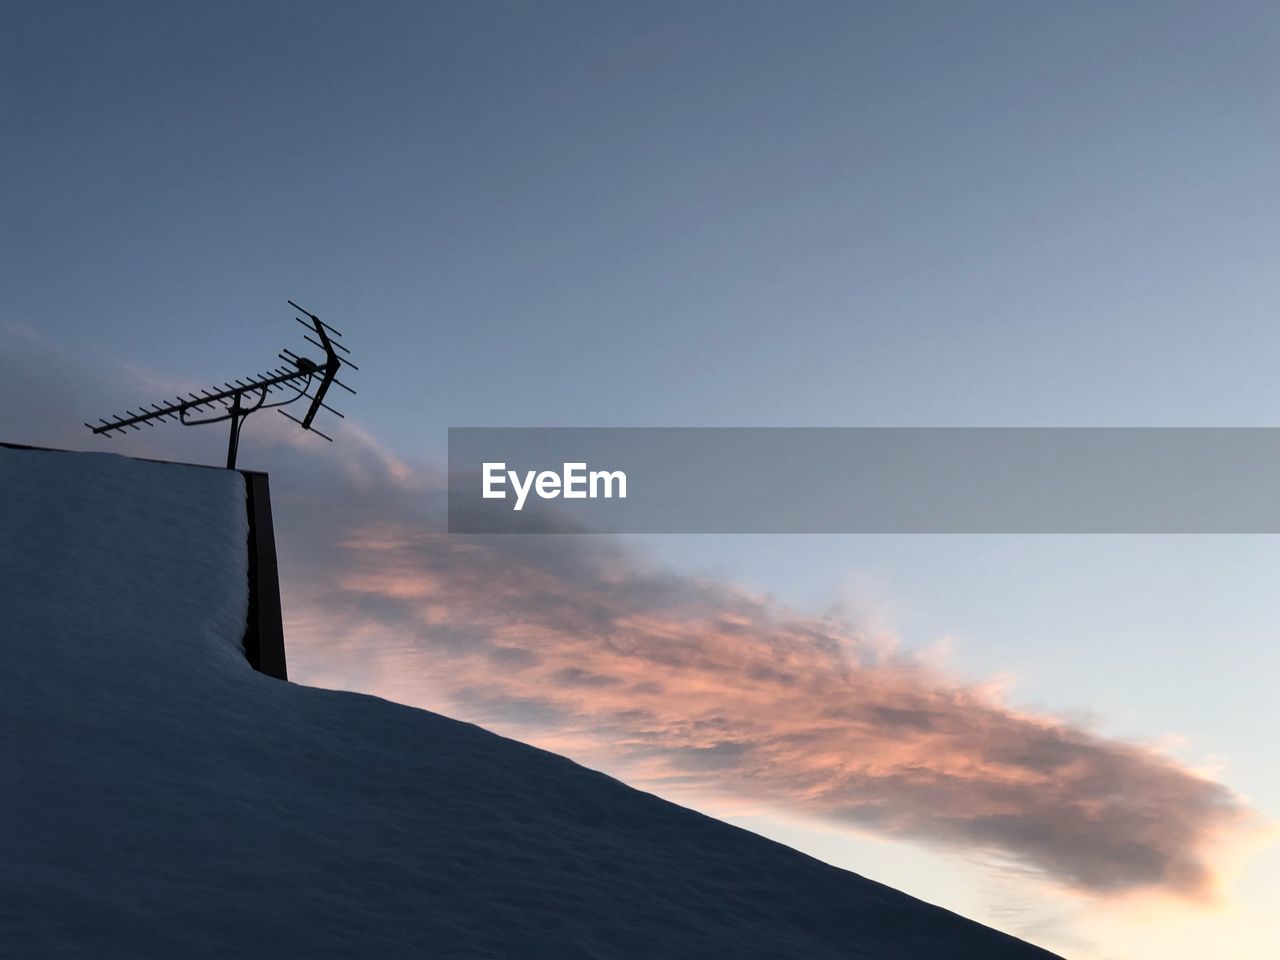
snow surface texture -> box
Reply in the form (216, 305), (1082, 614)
(0, 446), (1061, 959)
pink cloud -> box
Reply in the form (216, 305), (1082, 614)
(276, 460), (1260, 903)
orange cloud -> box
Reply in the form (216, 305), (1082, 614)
(276, 473), (1260, 904)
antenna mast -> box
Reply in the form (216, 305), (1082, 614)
(85, 301), (356, 469)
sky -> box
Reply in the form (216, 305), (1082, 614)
(4, 3), (1280, 957)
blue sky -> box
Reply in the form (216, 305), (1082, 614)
(5, 3), (1280, 956)
(8, 1), (1279, 440)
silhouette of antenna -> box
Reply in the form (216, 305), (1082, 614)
(85, 301), (355, 469)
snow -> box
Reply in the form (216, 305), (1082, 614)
(0, 445), (1060, 959)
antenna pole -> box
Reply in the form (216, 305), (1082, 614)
(226, 390), (244, 469)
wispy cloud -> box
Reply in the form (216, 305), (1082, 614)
(275, 445), (1260, 903)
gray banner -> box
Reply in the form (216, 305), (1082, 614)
(447, 428), (1280, 533)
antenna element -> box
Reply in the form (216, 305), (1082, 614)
(85, 301), (354, 469)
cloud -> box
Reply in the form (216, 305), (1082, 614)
(275, 450), (1259, 903)
(0, 327), (1261, 902)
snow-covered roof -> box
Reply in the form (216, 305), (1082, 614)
(0, 444), (1059, 959)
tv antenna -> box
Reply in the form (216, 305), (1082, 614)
(85, 300), (355, 469)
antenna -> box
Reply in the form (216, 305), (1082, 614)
(85, 301), (355, 469)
